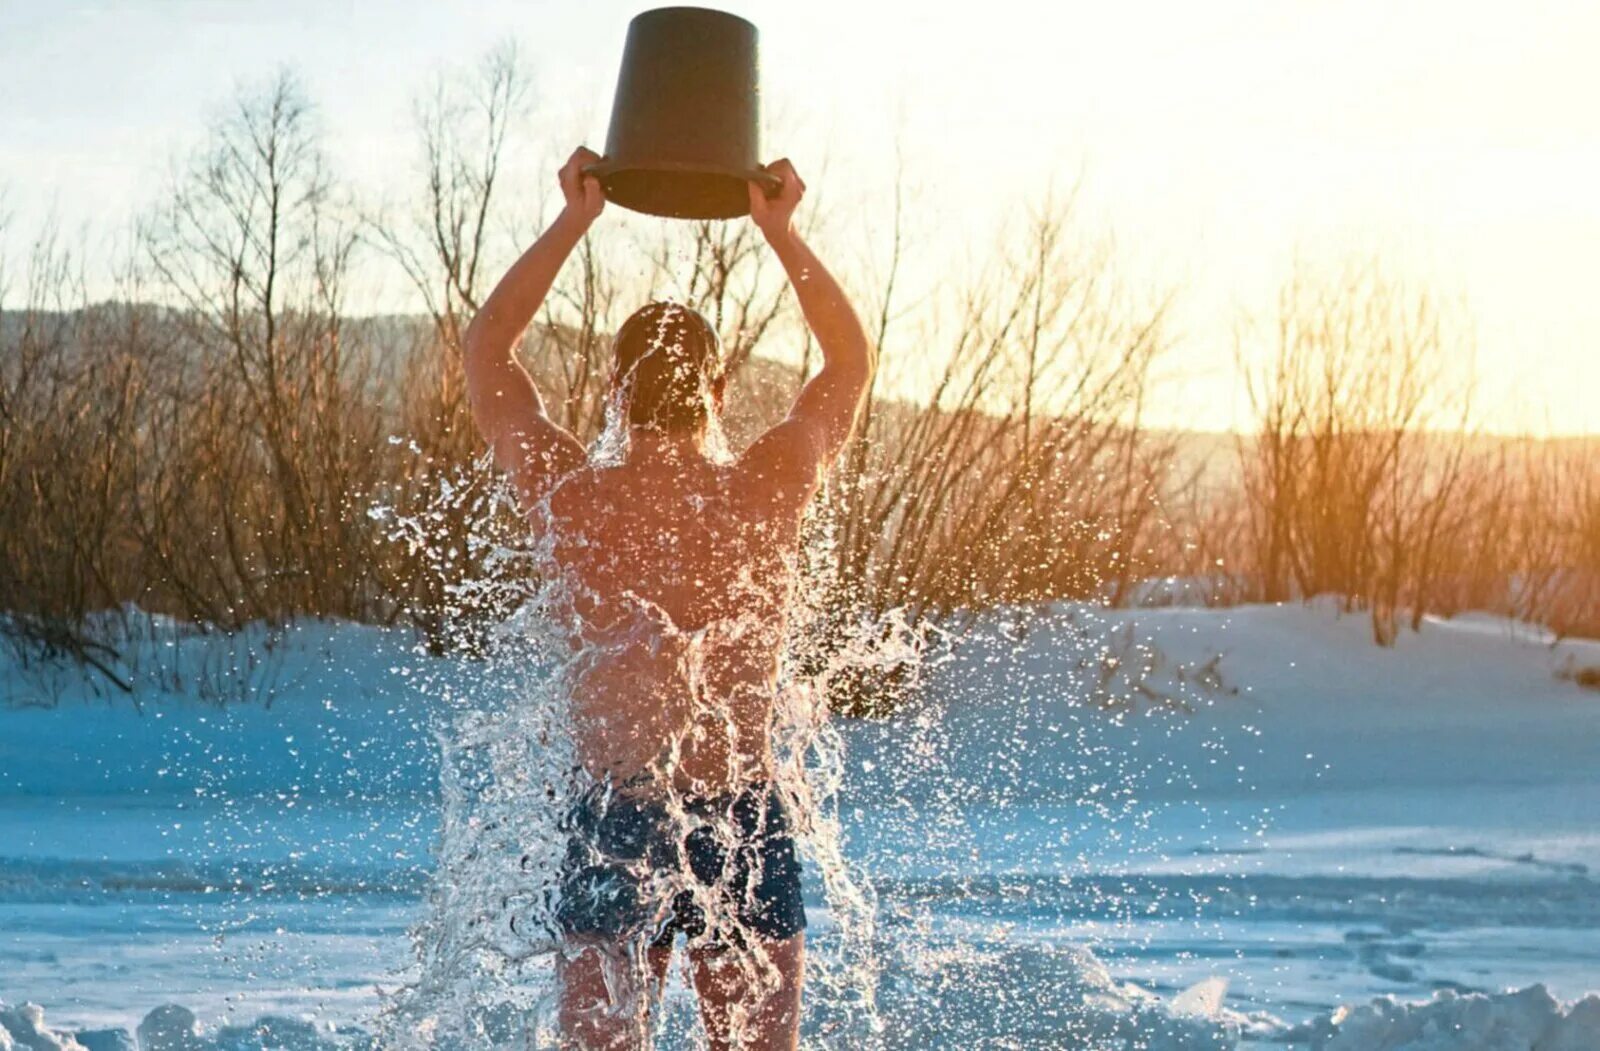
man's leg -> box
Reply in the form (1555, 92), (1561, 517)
(555, 938), (675, 1050)
(688, 933), (804, 1051)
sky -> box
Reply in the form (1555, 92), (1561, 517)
(1, 0), (1596, 434)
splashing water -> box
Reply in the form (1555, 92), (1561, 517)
(369, 342), (925, 1049)
(361, 469), (1250, 1047)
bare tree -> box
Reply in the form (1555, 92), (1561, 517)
(801, 191), (1174, 711)
(375, 44), (532, 454)
(139, 70), (378, 624)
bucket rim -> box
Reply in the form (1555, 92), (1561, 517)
(626, 5), (759, 31)
(583, 158), (782, 191)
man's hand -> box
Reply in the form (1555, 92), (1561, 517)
(558, 146), (606, 228)
(748, 158), (805, 239)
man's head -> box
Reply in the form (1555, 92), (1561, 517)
(611, 301), (725, 432)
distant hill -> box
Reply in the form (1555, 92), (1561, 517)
(8, 303), (1593, 466)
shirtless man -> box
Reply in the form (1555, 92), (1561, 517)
(463, 147), (875, 1050)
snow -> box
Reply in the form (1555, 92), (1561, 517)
(7, 984), (1600, 1049)
(3, 600), (1599, 1047)
(1283, 985), (1600, 1049)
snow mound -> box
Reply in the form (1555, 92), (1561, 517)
(0, 1001), (91, 1050)
(1284, 984), (1600, 1050)
(0, 1003), (370, 1051)
(858, 940), (1253, 1048)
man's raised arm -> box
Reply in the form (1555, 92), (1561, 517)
(741, 159), (877, 493)
(462, 147), (602, 504)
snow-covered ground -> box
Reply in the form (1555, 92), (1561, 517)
(2, 602), (1599, 1048)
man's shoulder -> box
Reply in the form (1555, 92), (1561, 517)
(733, 420), (825, 500)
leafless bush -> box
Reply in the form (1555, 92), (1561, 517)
(801, 193), (1175, 711)
(2, 72), (397, 692)
(137, 70), (385, 625)
(1233, 261), (1478, 643)
(0, 225), (154, 689)
(828, 195), (1172, 620)
(1530, 443), (1600, 639)
(362, 47), (543, 643)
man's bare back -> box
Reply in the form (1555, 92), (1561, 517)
(547, 432), (814, 794)
(461, 149), (873, 1049)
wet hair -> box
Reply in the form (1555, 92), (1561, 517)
(611, 301), (723, 432)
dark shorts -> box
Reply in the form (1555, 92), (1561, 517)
(554, 778), (807, 949)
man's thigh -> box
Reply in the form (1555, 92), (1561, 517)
(689, 932), (804, 1051)
(555, 938), (674, 1049)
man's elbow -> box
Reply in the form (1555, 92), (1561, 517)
(464, 308), (518, 365)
